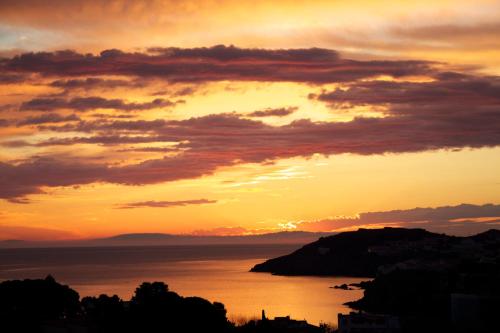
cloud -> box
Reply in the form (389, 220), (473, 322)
(36, 118), (168, 135)
(17, 113), (80, 126)
(191, 226), (249, 236)
(2, 96), (499, 201)
(35, 135), (164, 146)
(295, 203), (500, 235)
(0, 140), (33, 148)
(39, 100), (500, 153)
(116, 146), (181, 153)
(0, 224), (78, 241)
(1, 46), (435, 84)
(90, 113), (136, 119)
(49, 77), (144, 91)
(247, 106), (297, 117)
(0, 158), (107, 201)
(310, 21), (500, 54)
(360, 203), (500, 223)
(0, 151), (232, 202)
(0, 73), (26, 84)
(310, 73), (500, 108)
(392, 22), (500, 48)
(116, 199), (217, 209)
(19, 96), (175, 112)
(1, 47), (499, 202)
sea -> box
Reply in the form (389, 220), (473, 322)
(0, 244), (366, 325)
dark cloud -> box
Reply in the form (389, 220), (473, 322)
(151, 86), (199, 98)
(360, 203), (500, 223)
(310, 74), (500, 107)
(146, 45), (340, 61)
(392, 23), (500, 43)
(19, 96), (176, 112)
(90, 113), (136, 119)
(17, 113), (80, 126)
(247, 107), (297, 117)
(37, 119), (167, 134)
(297, 203), (500, 236)
(0, 153), (231, 201)
(0, 73), (26, 84)
(37, 100), (499, 153)
(0, 140), (33, 148)
(1, 47), (499, 203)
(116, 146), (181, 153)
(6, 197), (31, 204)
(172, 86), (198, 97)
(49, 77), (143, 90)
(36, 135), (164, 146)
(116, 199), (217, 209)
(2, 99), (499, 202)
(1, 46), (435, 83)
(0, 158), (106, 201)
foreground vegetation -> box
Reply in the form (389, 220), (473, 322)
(0, 276), (325, 333)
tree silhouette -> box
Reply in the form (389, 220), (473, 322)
(128, 281), (232, 332)
(0, 275), (80, 331)
(82, 294), (126, 331)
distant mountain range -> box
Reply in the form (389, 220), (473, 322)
(0, 231), (334, 248)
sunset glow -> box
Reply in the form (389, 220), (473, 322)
(1, 0), (499, 240)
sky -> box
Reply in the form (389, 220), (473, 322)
(0, 0), (499, 240)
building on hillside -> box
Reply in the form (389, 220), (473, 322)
(259, 310), (323, 333)
(338, 312), (400, 333)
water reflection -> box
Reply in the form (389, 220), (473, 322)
(0, 245), (365, 325)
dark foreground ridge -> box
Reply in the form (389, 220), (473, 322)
(252, 227), (500, 332)
(251, 227), (500, 276)
(0, 276), (327, 333)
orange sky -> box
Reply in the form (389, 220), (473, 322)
(0, 0), (499, 240)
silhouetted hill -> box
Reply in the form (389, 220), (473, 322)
(469, 228), (500, 242)
(251, 228), (451, 276)
(251, 227), (500, 277)
(251, 227), (500, 332)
